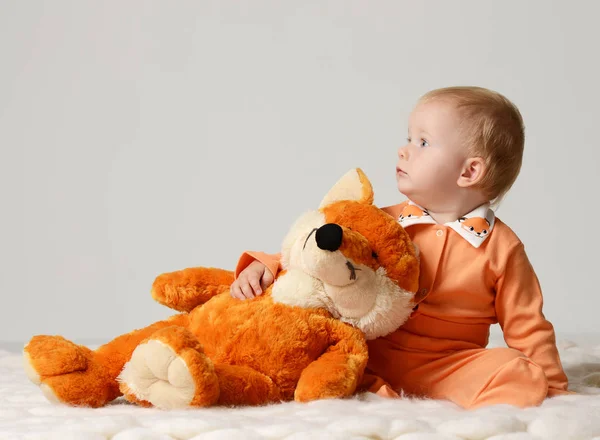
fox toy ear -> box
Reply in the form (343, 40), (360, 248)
(319, 168), (374, 208)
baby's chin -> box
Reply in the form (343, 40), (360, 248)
(395, 179), (411, 199)
(396, 185), (427, 207)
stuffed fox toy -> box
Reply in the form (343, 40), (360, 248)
(23, 168), (419, 408)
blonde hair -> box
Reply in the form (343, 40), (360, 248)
(419, 86), (525, 205)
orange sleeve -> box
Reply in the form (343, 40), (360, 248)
(234, 251), (282, 280)
(495, 243), (571, 396)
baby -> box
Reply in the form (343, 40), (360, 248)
(230, 86), (571, 409)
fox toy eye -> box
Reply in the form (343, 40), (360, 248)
(372, 251), (378, 260)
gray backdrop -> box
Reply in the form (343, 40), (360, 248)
(1, 1), (598, 346)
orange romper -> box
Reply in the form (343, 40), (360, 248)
(234, 200), (571, 409)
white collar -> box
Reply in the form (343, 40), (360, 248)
(398, 201), (495, 248)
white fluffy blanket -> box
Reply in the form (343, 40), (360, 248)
(2, 338), (600, 440)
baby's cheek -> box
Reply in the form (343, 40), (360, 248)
(429, 163), (457, 186)
(412, 165), (433, 187)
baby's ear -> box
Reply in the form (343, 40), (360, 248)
(319, 168), (374, 208)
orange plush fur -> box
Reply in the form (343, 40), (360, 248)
(23, 168), (419, 409)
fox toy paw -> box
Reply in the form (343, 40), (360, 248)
(23, 335), (119, 407)
(118, 327), (220, 409)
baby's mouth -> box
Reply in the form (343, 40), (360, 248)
(396, 167), (408, 176)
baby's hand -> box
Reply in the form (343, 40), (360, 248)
(230, 260), (274, 300)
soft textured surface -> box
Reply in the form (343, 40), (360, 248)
(2, 337), (600, 440)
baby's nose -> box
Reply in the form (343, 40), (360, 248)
(315, 223), (343, 252)
(398, 144), (408, 159)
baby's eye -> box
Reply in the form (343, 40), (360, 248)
(420, 139), (429, 148)
(406, 137), (411, 143)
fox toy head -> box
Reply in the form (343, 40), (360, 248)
(272, 168), (419, 340)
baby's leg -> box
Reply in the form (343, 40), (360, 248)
(402, 347), (548, 409)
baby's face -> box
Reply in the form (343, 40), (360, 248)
(396, 99), (469, 209)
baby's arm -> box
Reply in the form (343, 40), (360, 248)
(230, 251), (282, 299)
(495, 243), (571, 396)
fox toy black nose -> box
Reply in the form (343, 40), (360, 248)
(315, 223), (343, 251)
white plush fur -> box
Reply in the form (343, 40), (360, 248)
(22, 351), (40, 385)
(336, 267), (414, 340)
(271, 268), (332, 312)
(4, 338), (600, 438)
